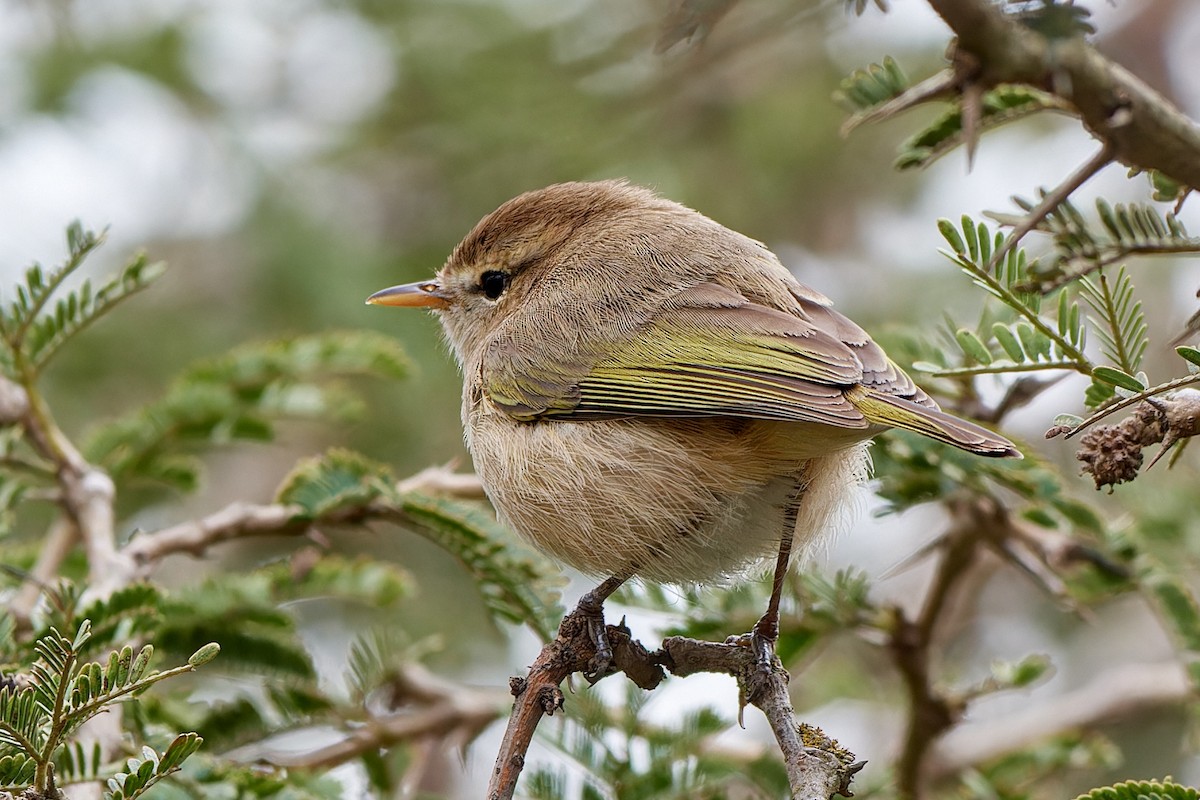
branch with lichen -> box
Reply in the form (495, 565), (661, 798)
(486, 605), (861, 800)
(660, 637), (863, 800)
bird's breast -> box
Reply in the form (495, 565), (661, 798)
(462, 389), (867, 583)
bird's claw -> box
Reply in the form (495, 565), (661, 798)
(571, 589), (618, 683)
(749, 616), (780, 675)
(750, 629), (777, 675)
(726, 625), (781, 675)
(583, 613), (614, 683)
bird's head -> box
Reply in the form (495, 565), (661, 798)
(367, 180), (661, 364)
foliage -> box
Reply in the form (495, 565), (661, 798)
(1072, 780), (1200, 800)
(897, 86), (1065, 171)
(0, 224), (165, 377)
(0, 227), (562, 798)
(2, 1), (1200, 799)
(85, 331), (410, 493)
(0, 620), (215, 797)
(528, 684), (789, 800)
(920, 213), (1200, 414)
(277, 448), (564, 639)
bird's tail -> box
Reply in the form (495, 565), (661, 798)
(847, 386), (1020, 458)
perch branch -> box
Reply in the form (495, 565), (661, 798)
(487, 594), (665, 800)
(661, 637), (862, 800)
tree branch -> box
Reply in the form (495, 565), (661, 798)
(661, 637), (862, 800)
(926, 0), (1200, 189)
(117, 468), (486, 583)
(889, 496), (1000, 800)
(486, 602), (861, 800)
(927, 661), (1189, 779)
(266, 663), (506, 770)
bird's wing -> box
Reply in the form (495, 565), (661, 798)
(787, 290), (937, 409)
(484, 281), (875, 428)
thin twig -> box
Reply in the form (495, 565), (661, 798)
(265, 663), (506, 771)
(119, 469), (486, 582)
(1061, 374), (1200, 438)
(8, 517), (77, 633)
(891, 497), (994, 800)
(983, 145), (1114, 276)
(1030, 242), (1200, 295)
(927, 661), (1188, 780)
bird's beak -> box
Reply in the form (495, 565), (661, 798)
(365, 280), (449, 309)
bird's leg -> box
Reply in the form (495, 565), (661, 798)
(750, 523), (794, 671)
(749, 481), (805, 672)
(574, 574), (626, 682)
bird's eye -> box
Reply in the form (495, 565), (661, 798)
(479, 270), (509, 301)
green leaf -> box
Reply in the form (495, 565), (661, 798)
(1178, 345), (1200, 368)
(1080, 267), (1147, 376)
(990, 653), (1052, 688)
(992, 323), (1025, 361)
(1084, 377), (1116, 409)
(1091, 366), (1145, 392)
(896, 86), (1060, 170)
(1015, 321), (1049, 360)
(85, 331), (409, 492)
(1149, 170), (1188, 202)
(1, 224), (105, 350)
(265, 554), (411, 608)
(158, 732), (204, 773)
(955, 329), (992, 364)
(25, 256), (167, 370)
(937, 218), (966, 255)
(188, 643), (220, 667)
(1144, 573), (1200, 655)
(1071, 780), (1200, 800)
(962, 215), (980, 262)
(0, 752), (37, 787)
(400, 492), (564, 639)
(834, 56), (909, 113)
(276, 448), (396, 518)
(103, 734), (204, 800)
(77, 583), (163, 655)
(1027, 196), (1200, 292)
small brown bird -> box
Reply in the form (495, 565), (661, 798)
(369, 181), (1017, 670)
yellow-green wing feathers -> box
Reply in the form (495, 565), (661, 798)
(846, 386), (1019, 457)
(579, 364), (870, 427)
(569, 283), (869, 426)
(484, 280), (1018, 457)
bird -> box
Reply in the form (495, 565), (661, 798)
(368, 180), (1018, 674)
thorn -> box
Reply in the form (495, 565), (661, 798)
(962, 81), (984, 170)
(1144, 435), (1177, 470)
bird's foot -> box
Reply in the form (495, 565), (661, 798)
(574, 588), (614, 683)
(725, 618), (781, 676)
(749, 616), (780, 675)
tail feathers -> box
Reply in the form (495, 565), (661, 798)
(848, 387), (1021, 458)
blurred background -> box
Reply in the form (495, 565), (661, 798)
(3, 0), (1200, 796)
